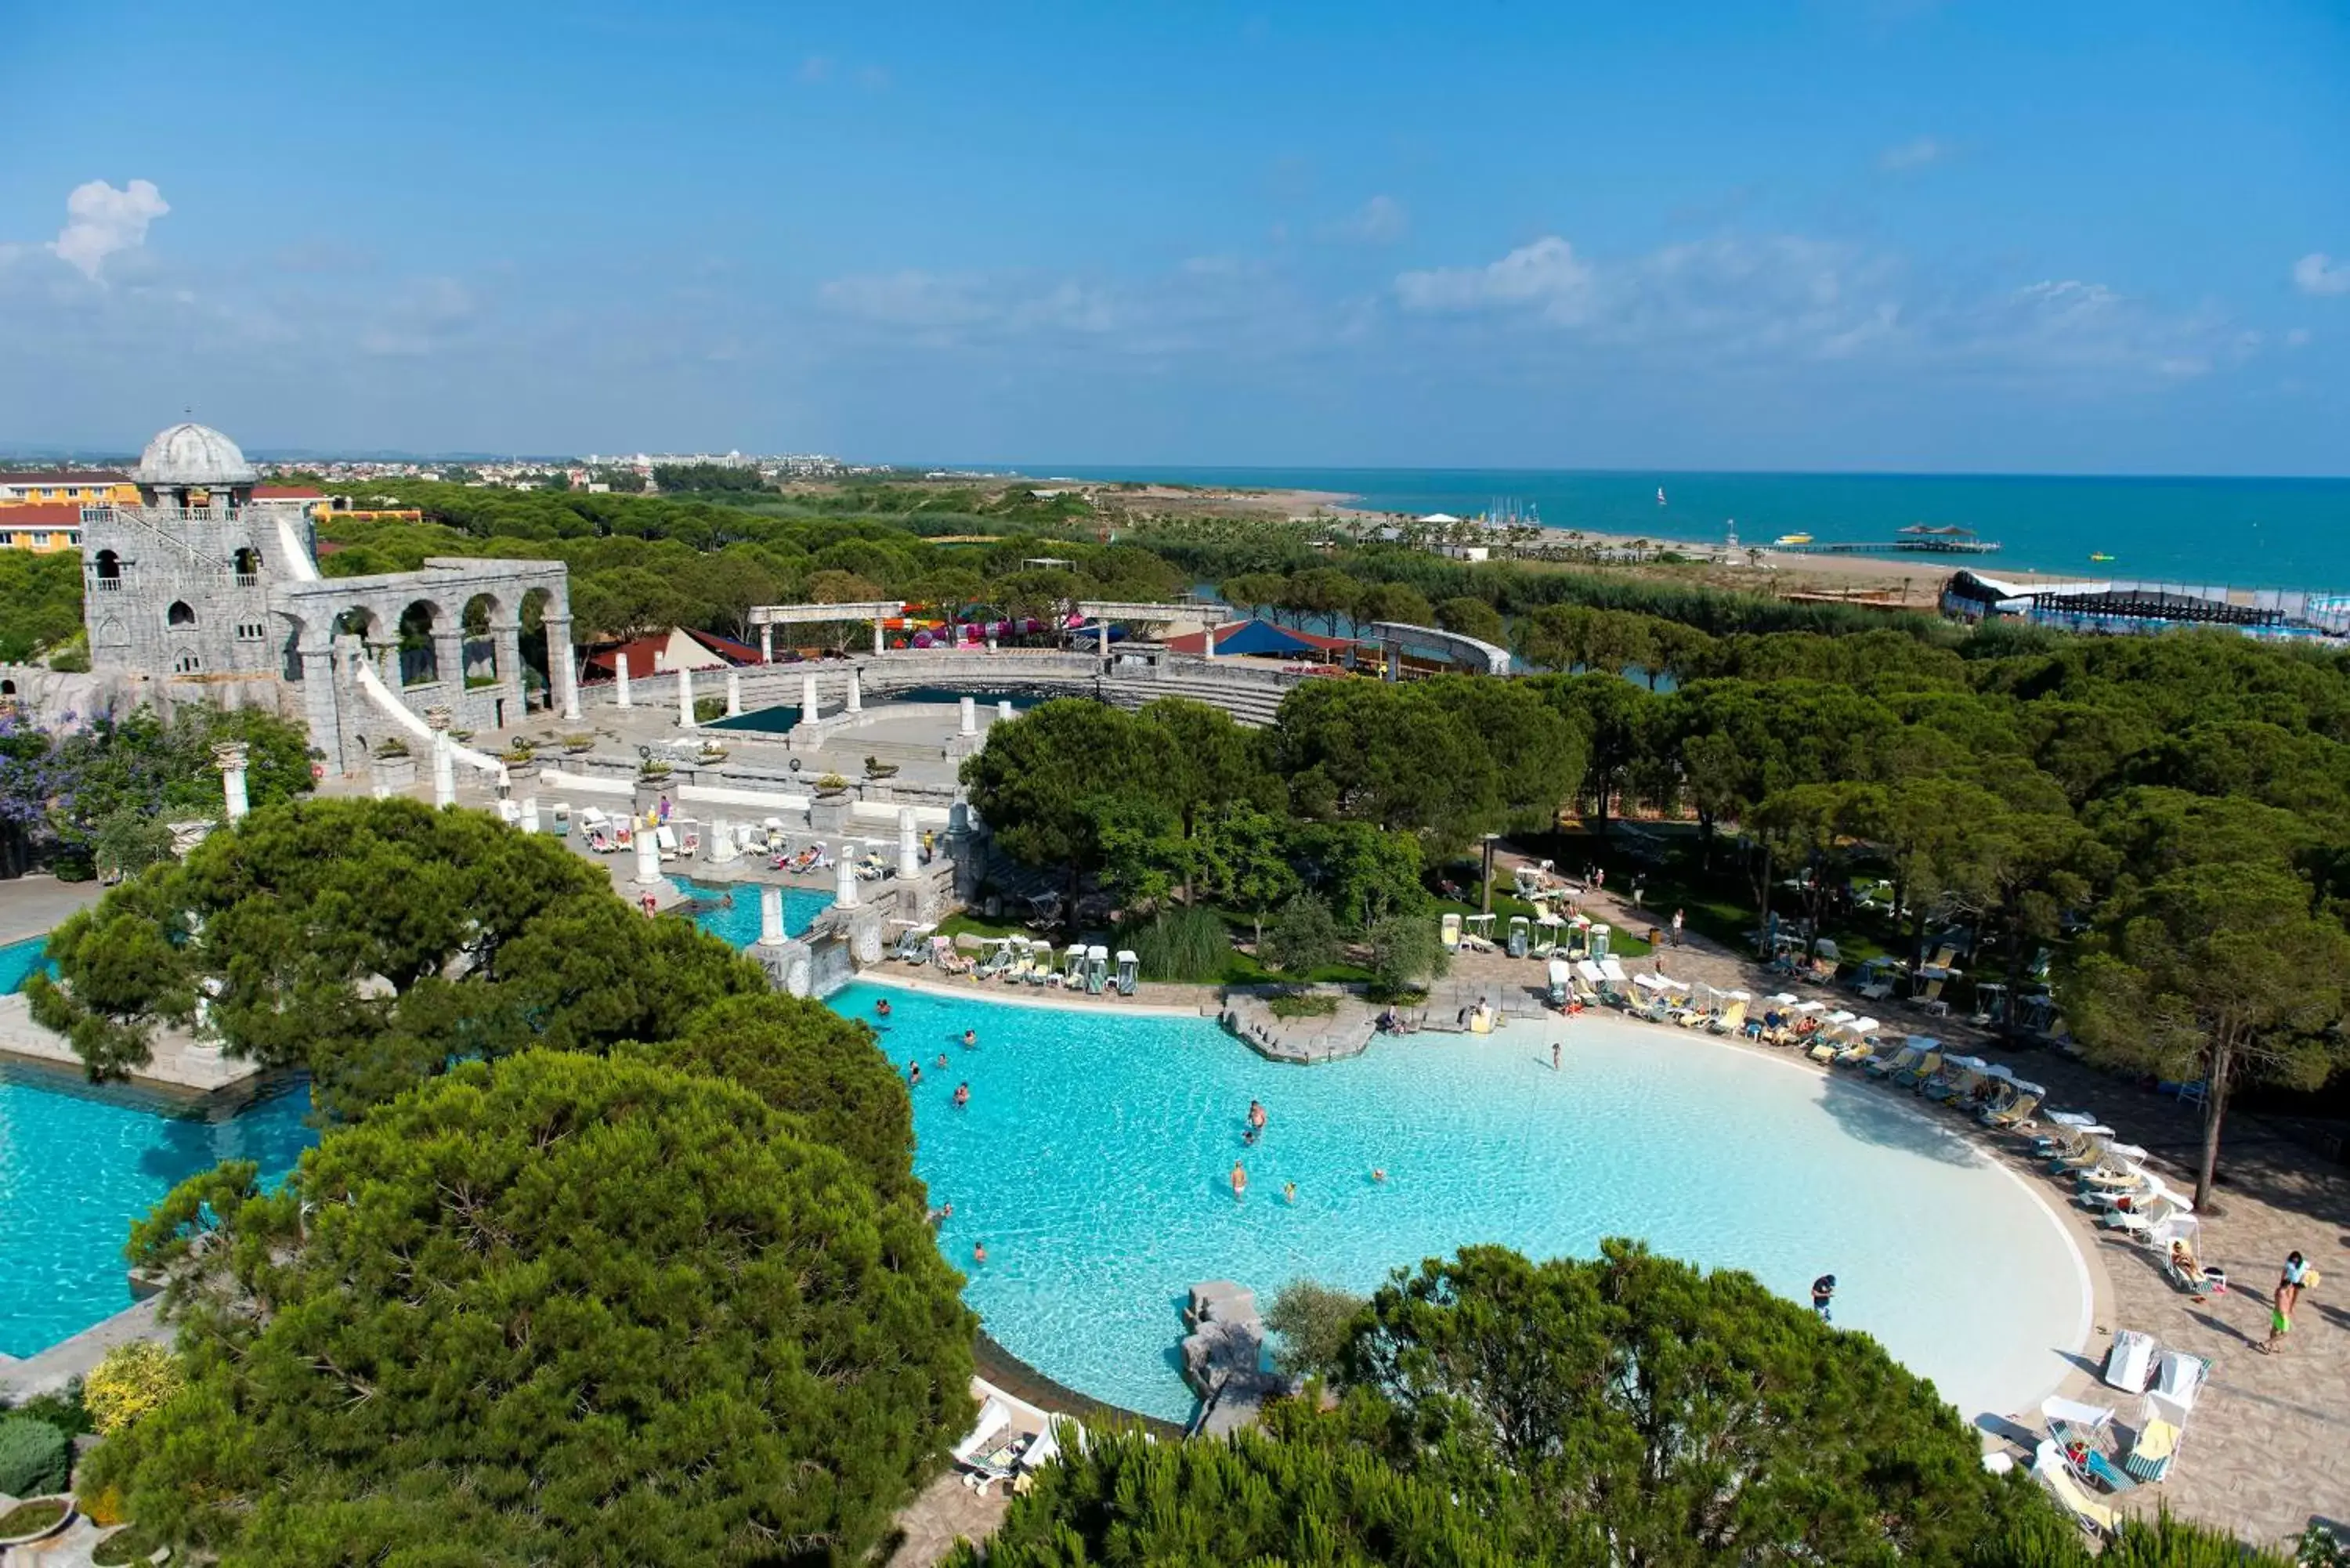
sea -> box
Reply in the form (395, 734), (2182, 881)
(1028, 467), (2350, 591)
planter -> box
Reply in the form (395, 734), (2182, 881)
(809, 790), (852, 833)
(371, 754), (418, 790)
(0, 1496), (75, 1548)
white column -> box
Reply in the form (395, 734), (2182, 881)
(710, 813), (731, 861)
(426, 710), (457, 809)
(960, 695), (977, 735)
(615, 652), (632, 707)
(677, 667), (695, 728)
(548, 616), (580, 719)
(758, 884), (785, 946)
(633, 829), (662, 887)
(725, 670), (742, 717)
(834, 848), (860, 909)
(1098, 620), (1110, 657)
(801, 672), (820, 724)
(897, 806), (920, 880)
(1203, 620), (1218, 659)
(872, 619), (885, 656)
(521, 797), (541, 833)
(213, 742), (250, 822)
(998, 699), (1014, 722)
(759, 623), (774, 663)
(846, 667), (862, 713)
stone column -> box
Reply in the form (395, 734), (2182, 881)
(960, 695), (977, 735)
(299, 646), (343, 771)
(897, 807), (920, 880)
(491, 620), (522, 693)
(521, 797), (541, 833)
(1203, 620), (1218, 659)
(633, 826), (662, 887)
(998, 699), (1014, 722)
(846, 667), (862, 713)
(545, 615), (579, 719)
(759, 623), (774, 663)
(213, 742), (250, 822)
(425, 706), (456, 808)
(872, 619), (884, 656)
(709, 813), (731, 862)
(367, 639), (400, 685)
(725, 670), (743, 717)
(1385, 643), (1401, 682)
(758, 885), (785, 947)
(801, 672), (820, 724)
(616, 652), (632, 707)
(677, 667), (696, 729)
(1099, 620), (1110, 658)
(432, 627), (465, 692)
(835, 848), (861, 909)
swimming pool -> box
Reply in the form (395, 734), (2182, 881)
(0, 934), (54, 995)
(671, 876), (833, 947)
(0, 1072), (318, 1357)
(834, 981), (2091, 1425)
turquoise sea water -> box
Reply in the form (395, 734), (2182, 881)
(833, 980), (2088, 1424)
(0, 1074), (316, 1357)
(1040, 465), (2350, 589)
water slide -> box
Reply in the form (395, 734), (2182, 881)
(351, 659), (508, 780)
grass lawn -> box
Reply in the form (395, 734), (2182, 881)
(936, 911), (1028, 941)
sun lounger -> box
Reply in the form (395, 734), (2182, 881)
(2123, 1391), (2189, 1483)
(2033, 1440), (2116, 1536)
(1980, 1082), (2044, 1129)
(1892, 1048), (1943, 1090)
(2042, 1396), (2135, 1494)
(1864, 1042), (1918, 1079)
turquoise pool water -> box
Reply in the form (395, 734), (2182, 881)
(0, 1074), (318, 1357)
(835, 981), (2089, 1424)
(671, 876), (833, 946)
(0, 934), (54, 995)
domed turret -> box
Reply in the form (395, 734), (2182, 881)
(135, 422), (258, 490)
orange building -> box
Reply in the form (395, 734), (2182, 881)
(0, 470), (136, 508)
(0, 501), (89, 554)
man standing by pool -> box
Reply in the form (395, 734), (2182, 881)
(1812, 1274), (1836, 1322)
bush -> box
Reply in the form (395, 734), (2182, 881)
(2, 1381), (93, 1438)
(84, 1342), (183, 1436)
(1267, 994), (1336, 1020)
(1262, 1280), (1367, 1381)
(90, 1524), (163, 1565)
(0, 1416), (70, 1498)
(1123, 905), (1230, 983)
(0, 1499), (68, 1537)
(1260, 893), (1340, 985)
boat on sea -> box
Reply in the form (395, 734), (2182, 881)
(1656, 487), (1667, 507)
(2089, 552), (2115, 563)
(1773, 532), (1813, 546)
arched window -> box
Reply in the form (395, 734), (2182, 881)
(231, 547), (262, 587)
(167, 601), (197, 628)
(0, 679), (16, 697)
(94, 549), (121, 591)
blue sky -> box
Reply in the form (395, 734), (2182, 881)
(1, 1), (2345, 473)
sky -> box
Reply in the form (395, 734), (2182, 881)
(1, 1), (2345, 474)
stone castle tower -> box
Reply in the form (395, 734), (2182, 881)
(81, 422), (306, 681)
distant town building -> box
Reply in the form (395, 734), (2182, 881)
(0, 470), (136, 508)
(0, 502), (88, 554)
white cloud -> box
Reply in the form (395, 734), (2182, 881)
(50, 179), (170, 280)
(1876, 136), (1948, 172)
(797, 55), (833, 82)
(1329, 194), (1409, 245)
(2293, 253), (2350, 297)
(1395, 237), (1596, 324)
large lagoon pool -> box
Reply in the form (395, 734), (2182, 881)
(0, 1072), (317, 1357)
(834, 981), (2091, 1424)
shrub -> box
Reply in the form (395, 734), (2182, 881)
(0, 1416), (70, 1498)
(2, 1380), (93, 1439)
(1123, 905), (1230, 983)
(1262, 1280), (1367, 1382)
(0, 1499), (68, 1538)
(1267, 994), (1336, 1020)
(91, 1524), (163, 1565)
(1260, 893), (1340, 985)
(84, 1342), (183, 1436)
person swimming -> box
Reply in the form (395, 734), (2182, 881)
(1230, 1160), (1248, 1201)
(953, 1082), (971, 1108)
(963, 1028), (978, 1048)
(908, 1063), (923, 1086)
(1282, 1181), (1296, 1205)
(973, 1241), (988, 1265)
(1371, 1168), (1387, 1183)
(935, 1052), (949, 1069)
(1248, 1100), (1267, 1133)
(876, 998), (891, 1017)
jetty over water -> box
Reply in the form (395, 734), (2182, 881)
(1772, 527), (2001, 557)
(1943, 570), (2350, 642)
